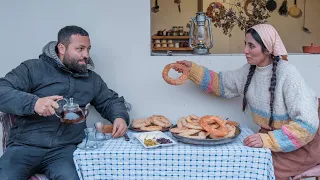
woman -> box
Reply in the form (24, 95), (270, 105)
(172, 24), (320, 180)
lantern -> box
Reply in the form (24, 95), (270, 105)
(189, 12), (214, 55)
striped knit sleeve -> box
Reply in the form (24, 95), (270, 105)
(188, 62), (249, 98)
(259, 66), (319, 152)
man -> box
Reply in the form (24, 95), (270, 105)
(0, 25), (129, 180)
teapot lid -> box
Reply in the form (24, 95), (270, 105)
(64, 98), (79, 109)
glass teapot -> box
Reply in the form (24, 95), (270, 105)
(55, 98), (90, 124)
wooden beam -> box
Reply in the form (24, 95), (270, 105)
(197, 0), (203, 12)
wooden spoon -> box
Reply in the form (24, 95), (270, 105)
(289, 0), (302, 18)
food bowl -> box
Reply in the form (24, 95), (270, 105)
(133, 131), (177, 148)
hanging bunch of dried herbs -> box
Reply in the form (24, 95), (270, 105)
(206, 0), (271, 37)
(278, 0), (289, 16)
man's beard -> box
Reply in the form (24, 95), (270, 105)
(63, 56), (88, 73)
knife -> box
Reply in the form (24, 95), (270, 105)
(124, 133), (130, 141)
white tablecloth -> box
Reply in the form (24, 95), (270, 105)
(73, 125), (275, 180)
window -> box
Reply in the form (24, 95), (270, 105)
(150, 0), (320, 55)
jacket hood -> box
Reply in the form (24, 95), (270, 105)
(42, 41), (95, 71)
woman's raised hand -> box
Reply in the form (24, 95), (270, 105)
(173, 60), (192, 73)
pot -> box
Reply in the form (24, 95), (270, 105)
(266, 0), (277, 11)
(302, 43), (320, 54)
(55, 98), (90, 124)
(157, 29), (166, 36)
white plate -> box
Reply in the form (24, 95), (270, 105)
(133, 131), (177, 149)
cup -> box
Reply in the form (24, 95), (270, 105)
(94, 122), (113, 140)
(85, 127), (106, 141)
(85, 128), (98, 141)
(104, 133), (112, 140)
(83, 128), (98, 149)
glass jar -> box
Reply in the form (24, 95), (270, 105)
(124, 101), (136, 124)
(179, 26), (184, 36)
(172, 31), (178, 36)
(172, 26), (177, 32)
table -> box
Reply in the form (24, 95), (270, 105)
(73, 125), (275, 180)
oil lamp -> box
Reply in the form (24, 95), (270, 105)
(189, 12), (214, 55)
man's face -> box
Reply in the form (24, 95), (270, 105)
(62, 35), (91, 73)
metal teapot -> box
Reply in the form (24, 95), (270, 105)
(55, 98), (90, 124)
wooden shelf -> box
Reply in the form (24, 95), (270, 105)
(151, 36), (190, 40)
(152, 47), (193, 51)
(151, 35), (191, 51)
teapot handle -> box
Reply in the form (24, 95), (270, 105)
(54, 98), (68, 118)
(84, 103), (90, 118)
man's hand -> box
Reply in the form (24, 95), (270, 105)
(243, 133), (263, 148)
(112, 118), (128, 138)
(34, 95), (63, 116)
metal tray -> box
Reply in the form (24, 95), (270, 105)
(170, 125), (241, 145)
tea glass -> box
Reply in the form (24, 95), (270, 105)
(94, 122), (112, 141)
(83, 128), (99, 149)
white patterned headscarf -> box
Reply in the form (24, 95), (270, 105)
(250, 24), (288, 60)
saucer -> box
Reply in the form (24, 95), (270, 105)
(77, 140), (104, 150)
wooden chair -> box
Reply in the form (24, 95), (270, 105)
(0, 112), (48, 180)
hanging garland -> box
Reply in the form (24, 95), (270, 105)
(206, 0), (271, 37)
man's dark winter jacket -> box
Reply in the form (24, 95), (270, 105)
(0, 41), (129, 148)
